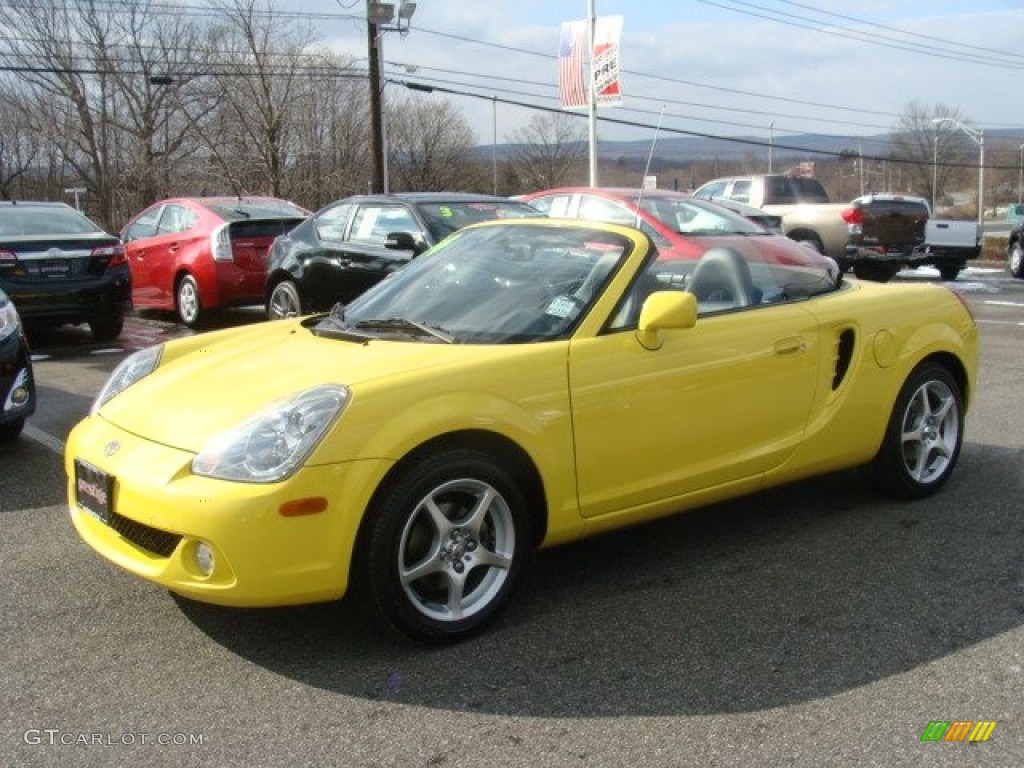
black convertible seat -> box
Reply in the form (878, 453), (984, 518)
(688, 247), (761, 308)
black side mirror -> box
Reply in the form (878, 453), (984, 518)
(385, 231), (420, 253)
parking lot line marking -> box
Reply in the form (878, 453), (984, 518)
(23, 424), (66, 456)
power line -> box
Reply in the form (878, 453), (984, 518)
(699, 0), (1024, 69)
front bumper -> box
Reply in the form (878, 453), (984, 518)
(65, 415), (392, 607)
(0, 331), (35, 425)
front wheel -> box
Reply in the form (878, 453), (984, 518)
(358, 449), (531, 644)
(937, 263), (962, 282)
(267, 280), (303, 320)
(176, 274), (203, 327)
(867, 362), (964, 499)
(1009, 241), (1024, 279)
(0, 417), (25, 442)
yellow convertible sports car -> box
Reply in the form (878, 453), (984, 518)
(66, 218), (978, 643)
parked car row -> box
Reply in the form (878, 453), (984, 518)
(4, 181), (1014, 361)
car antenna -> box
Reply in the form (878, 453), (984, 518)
(635, 105), (666, 229)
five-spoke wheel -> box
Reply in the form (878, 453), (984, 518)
(359, 449), (529, 644)
(267, 280), (303, 320)
(1009, 241), (1024, 279)
(176, 274), (203, 327)
(869, 362), (964, 498)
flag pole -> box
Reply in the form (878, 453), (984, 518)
(587, 0), (598, 187)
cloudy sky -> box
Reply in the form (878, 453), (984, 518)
(304, 0), (1022, 151)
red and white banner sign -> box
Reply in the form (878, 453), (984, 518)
(592, 15), (622, 107)
(558, 15), (623, 110)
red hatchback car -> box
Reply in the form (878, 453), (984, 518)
(121, 196), (309, 326)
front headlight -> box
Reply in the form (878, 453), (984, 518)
(0, 292), (20, 342)
(192, 385), (349, 483)
(91, 345), (162, 415)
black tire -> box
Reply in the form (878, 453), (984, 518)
(267, 280), (303, 320)
(867, 362), (964, 499)
(1009, 241), (1024, 279)
(176, 274), (203, 327)
(852, 262), (899, 282)
(937, 264), (962, 282)
(358, 449), (531, 644)
(0, 417), (25, 442)
(88, 312), (124, 342)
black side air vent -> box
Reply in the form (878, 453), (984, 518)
(832, 328), (855, 390)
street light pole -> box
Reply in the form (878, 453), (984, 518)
(931, 117), (984, 228)
(1018, 143), (1023, 205)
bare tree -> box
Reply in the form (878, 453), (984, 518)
(0, 88), (45, 199)
(0, 0), (215, 228)
(281, 55), (370, 207)
(386, 93), (485, 191)
(507, 112), (587, 191)
(890, 100), (975, 209)
(191, 0), (319, 199)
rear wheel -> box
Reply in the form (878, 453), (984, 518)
(938, 263), (962, 281)
(853, 262), (900, 282)
(1009, 241), (1024, 278)
(267, 280), (302, 320)
(358, 449), (531, 644)
(176, 274), (203, 327)
(88, 312), (124, 342)
(867, 362), (964, 499)
(792, 234), (825, 254)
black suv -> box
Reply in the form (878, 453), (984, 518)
(264, 193), (541, 319)
(0, 202), (131, 340)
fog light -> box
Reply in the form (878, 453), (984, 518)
(10, 385), (29, 406)
(194, 542), (215, 577)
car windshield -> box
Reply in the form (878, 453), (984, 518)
(414, 200), (541, 241)
(200, 199), (308, 221)
(629, 195), (766, 236)
(0, 206), (105, 237)
(314, 223), (635, 344)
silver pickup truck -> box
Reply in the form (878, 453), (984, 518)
(917, 217), (982, 281)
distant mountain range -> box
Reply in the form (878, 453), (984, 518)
(489, 129), (1024, 166)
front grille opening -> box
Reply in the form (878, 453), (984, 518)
(107, 511), (182, 557)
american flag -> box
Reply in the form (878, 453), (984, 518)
(558, 21), (587, 109)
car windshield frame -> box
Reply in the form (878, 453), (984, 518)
(312, 222), (636, 345)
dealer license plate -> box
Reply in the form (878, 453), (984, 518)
(74, 459), (114, 525)
(38, 259), (71, 279)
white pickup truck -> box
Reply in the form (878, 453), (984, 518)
(916, 217), (982, 281)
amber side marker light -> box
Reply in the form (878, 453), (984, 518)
(279, 497), (329, 517)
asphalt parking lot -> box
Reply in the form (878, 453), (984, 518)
(2, 266), (1022, 767)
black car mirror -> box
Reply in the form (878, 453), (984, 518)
(385, 231), (420, 253)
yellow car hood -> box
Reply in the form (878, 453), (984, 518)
(98, 320), (491, 453)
